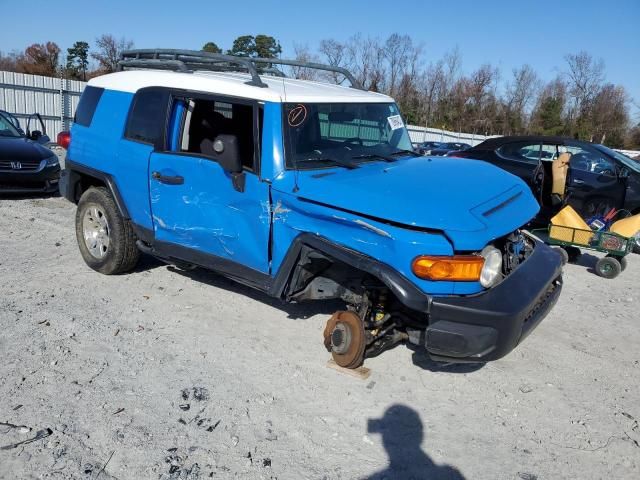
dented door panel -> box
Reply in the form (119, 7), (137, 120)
(149, 152), (270, 273)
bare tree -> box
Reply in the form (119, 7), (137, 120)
(563, 51), (605, 135)
(318, 39), (346, 84)
(419, 60), (446, 128)
(384, 34), (421, 97)
(504, 64), (540, 133)
(342, 34), (386, 91)
(591, 84), (629, 145)
(290, 44), (320, 80)
(92, 34), (134, 73)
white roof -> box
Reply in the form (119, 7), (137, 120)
(88, 70), (394, 104)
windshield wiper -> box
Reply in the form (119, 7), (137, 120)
(351, 153), (395, 162)
(297, 156), (359, 169)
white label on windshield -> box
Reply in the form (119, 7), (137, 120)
(387, 115), (404, 130)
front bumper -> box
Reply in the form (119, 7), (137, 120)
(423, 234), (563, 362)
(0, 164), (60, 194)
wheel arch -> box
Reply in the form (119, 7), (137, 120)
(62, 160), (130, 220)
(268, 233), (432, 313)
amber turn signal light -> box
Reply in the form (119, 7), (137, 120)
(412, 255), (484, 281)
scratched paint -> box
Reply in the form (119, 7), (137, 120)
(353, 219), (392, 239)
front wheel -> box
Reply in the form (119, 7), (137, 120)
(595, 256), (622, 279)
(75, 186), (140, 275)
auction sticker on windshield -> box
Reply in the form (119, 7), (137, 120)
(387, 115), (404, 130)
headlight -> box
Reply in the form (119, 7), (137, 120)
(44, 155), (59, 166)
(480, 246), (503, 288)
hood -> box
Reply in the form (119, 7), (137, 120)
(277, 156), (540, 250)
(0, 136), (53, 162)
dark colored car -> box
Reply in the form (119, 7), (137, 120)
(430, 142), (472, 156)
(454, 136), (640, 220)
(415, 141), (442, 155)
(0, 111), (60, 194)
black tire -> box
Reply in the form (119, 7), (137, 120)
(595, 256), (621, 279)
(75, 186), (139, 275)
(565, 246), (582, 263)
(553, 246), (569, 265)
(614, 255), (628, 272)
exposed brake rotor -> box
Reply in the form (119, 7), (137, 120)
(323, 310), (366, 369)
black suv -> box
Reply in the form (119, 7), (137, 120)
(0, 111), (60, 193)
(454, 136), (640, 219)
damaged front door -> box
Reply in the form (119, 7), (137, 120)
(148, 95), (271, 273)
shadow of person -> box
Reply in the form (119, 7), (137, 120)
(366, 405), (466, 480)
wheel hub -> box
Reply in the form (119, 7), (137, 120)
(82, 206), (110, 259)
(323, 311), (366, 369)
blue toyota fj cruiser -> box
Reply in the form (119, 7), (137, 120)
(60, 50), (563, 368)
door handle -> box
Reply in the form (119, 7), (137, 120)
(573, 179), (585, 184)
(152, 171), (184, 185)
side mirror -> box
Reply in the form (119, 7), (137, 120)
(29, 130), (43, 141)
(619, 167), (630, 179)
(212, 134), (242, 173)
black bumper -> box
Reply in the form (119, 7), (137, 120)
(0, 164), (60, 194)
(425, 234), (563, 362)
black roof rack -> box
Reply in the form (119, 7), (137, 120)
(117, 49), (363, 90)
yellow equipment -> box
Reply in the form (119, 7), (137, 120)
(609, 214), (640, 239)
(549, 205), (593, 245)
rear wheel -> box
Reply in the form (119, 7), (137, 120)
(614, 255), (628, 272)
(595, 256), (622, 279)
(75, 187), (140, 275)
(565, 246), (582, 263)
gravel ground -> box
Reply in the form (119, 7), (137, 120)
(1, 195), (639, 480)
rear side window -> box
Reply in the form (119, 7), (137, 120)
(497, 142), (542, 164)
(125, 90), (169, 145)
(74, 86), (104, 127)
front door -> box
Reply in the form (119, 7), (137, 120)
(148, 95), (271, 274)
(563, 141), (626, 216)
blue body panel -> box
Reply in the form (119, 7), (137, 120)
(271, 156), (539, 252)
(149, 152), (271, 273)
(71, 92), (542, 299)
(70, 89), (155, 231)
(259, 102), (285, 182)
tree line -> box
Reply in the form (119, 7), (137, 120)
(0, 35), (135, 81)
(1, 33), (638, 149)
(290, 35), (639, 149)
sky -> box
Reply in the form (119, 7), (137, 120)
(1, 0), (639, 118)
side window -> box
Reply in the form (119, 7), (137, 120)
(567, 144), (616, 176)
(74, 86), (104, 127)
(178, 98), (256, 172)
(125, 90), (169, 145)
(497, 142), (542, 163)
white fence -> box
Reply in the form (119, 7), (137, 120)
(0, 71), (84, 139)
(405, 125), (494, 146)
(1, 70), (638, 158)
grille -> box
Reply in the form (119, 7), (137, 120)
(0, 160), (42, 171)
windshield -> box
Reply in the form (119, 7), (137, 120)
(0, 113), (22, 138)
(593, 144), (640, 172)
(283, 102), (414, 169)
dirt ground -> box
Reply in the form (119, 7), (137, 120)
(1, 195), (639, 480)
